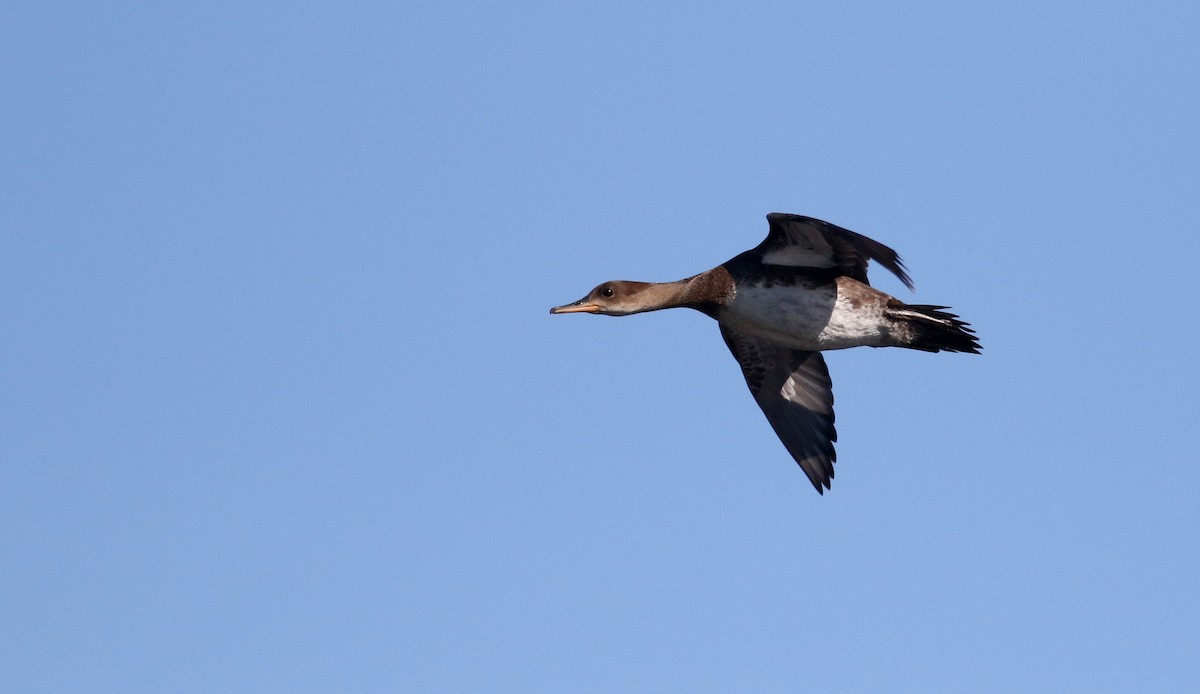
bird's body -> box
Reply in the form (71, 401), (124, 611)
(551, 213), (980, 494)
(717, 263), (894, 351)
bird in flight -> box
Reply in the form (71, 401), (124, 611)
(550, 213), (981, 494)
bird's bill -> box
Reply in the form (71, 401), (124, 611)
(549, 300), (601, 314)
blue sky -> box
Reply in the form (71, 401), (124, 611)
(3, 2), (1199, 691)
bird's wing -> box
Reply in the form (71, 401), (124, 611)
(720, 324), (838, 494)
(757, 213), (914, 291)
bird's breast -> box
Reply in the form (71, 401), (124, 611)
(720, 277), (892, 351)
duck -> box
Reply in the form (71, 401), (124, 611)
(550, 212), (981, 494)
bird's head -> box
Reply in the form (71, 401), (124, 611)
(549, 281), (658, 316)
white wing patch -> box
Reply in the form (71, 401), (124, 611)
(760, 228), (837, 268)
(781, 373), (825, 410)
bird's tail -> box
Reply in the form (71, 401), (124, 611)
(885, 302), (981, 354)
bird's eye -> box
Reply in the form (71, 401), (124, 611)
(600, 286), (615, 298)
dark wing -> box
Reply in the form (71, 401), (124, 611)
(720, 324), (838, 494)
(757, 213), (914, 291)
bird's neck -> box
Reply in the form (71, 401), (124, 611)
(635, 268), (734, 315)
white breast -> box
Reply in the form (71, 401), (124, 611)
(722, 281), (891, 351)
